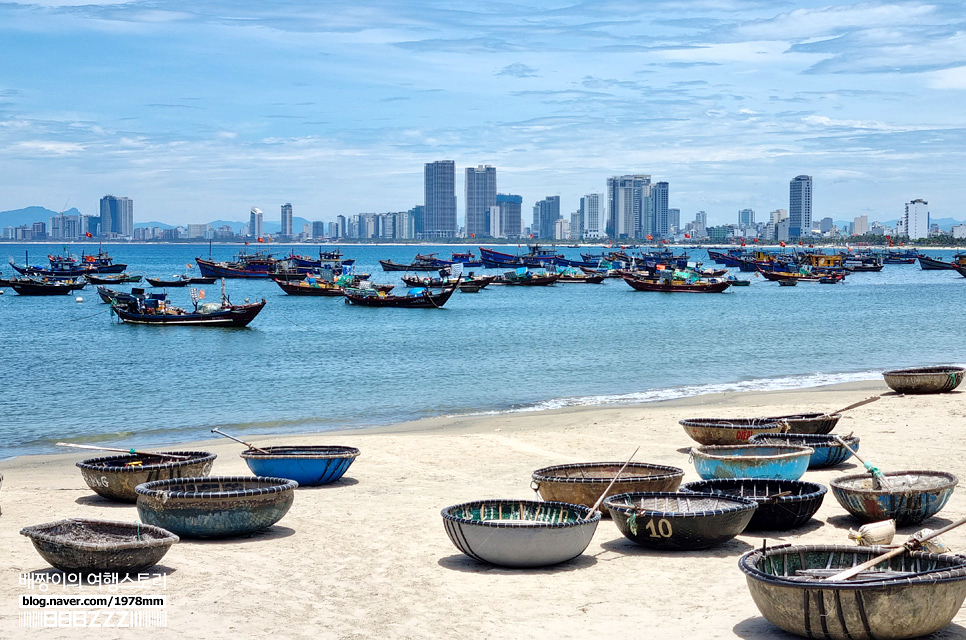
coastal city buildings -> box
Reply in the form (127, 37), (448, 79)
(99, 195), (134, 238)
(652, 181), (670, 236)
(852, 215), (869, 236)
(249, 207), (263, 239)
(281, 203), (293, 237)
(423, 160), (457, 239)
(495, 194), (522, 239)
(532, 196), (560, 239)
(899, 198), (930, 240)
(606, 174), (651, 239)
(465, 165), (497, 238)
(581, 194), (603, 239)
(788, 175), (812, 238)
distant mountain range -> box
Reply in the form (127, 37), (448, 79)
(0, 206), (311, 235)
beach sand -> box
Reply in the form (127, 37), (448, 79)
(3, 379), (966, 639)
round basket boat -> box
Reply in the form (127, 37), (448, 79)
(829, 470), (958, 526)
(688, 414), (840, 435)
(690, 444), (813, 481)
(679, 418), (788, 445)
(882, 366), (965, 394)
(749, 433), (860, 468)
(681, 479), (827, 531)
(531, 462), (684, 512)
(740, 544), (966, 640)
(240, 446), (360, 486)
(440, 499), (600, 568)
(76, 451), (216, 503)
(20, 518), (178, 574)
(603, 491), (757, 550)
(135, 476), (297, 539)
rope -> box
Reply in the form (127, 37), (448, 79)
(276, 311), (317, 331)
(69, 308), (111, 322)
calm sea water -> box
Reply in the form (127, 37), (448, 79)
(2, 242), (964, 458)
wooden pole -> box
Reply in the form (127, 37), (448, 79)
(583, 446), (640, 520)
(210, 428), (270, 454)
(55, 443), (191, 460)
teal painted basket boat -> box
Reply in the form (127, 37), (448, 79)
(691, 444), (813, 481)
(829, 470), (958, 525)
(135, 476), (297, 539)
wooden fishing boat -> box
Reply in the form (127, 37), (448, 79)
(740, 544), (966, 640)
(10, 277), (86, 295)
(400, 274), (495, 289)
(441, 499), (600, 568)
(274, 277), (345, 296)
(495, 270), (561, 286)
(96, 286), (166, 306)
(777, 279), (798, 286)
(917, 254), (963, 270)
(556, 272), (605, 283)
(145, 275), (190, 287)
(76, 451), (216, 502)
(830, 470), (958, 525)
(194, 249), (278, 278)
(136, 476), (297, 538)
(479, 244), (565, 268)
(691, 444), (813, 481)
(85, 273), (142, 284)
(378, 254), (450, 272)
(604, 491), (757, 550)
(883, 365), (965, 394)
(240, 445), (360, 486)
(111, 289), (266, 327)
(9, 248), (126, 277)
(531, 462), (684, 510)
(681, 479), (827, 530)
(343, 281), (459, 308)
(621, 271), (731, 293)
(20, 518), (179, 573)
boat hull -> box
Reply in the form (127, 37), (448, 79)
(113, 299), (266, 326)
(622, 274), (731, 293)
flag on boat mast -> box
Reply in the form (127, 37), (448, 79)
(449, 262), (464, 279)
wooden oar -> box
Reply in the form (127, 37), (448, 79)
(825, 396), (880, 417)
(833, 435), (891, 489)
(582, 446), (640, 520)
(210, 428), (270, 454)
(826, 515), (966, 582)
(55, 442), (191, 460)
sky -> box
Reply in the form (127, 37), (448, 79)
(2, 1), (966, 227)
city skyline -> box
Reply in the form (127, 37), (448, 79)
(2, 2), (964, 226)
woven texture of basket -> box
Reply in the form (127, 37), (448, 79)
(681, 479), (827, 530)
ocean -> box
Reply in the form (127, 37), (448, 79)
(2, 242), (964, 459)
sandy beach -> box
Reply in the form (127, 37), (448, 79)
(4, 379), (966, 639)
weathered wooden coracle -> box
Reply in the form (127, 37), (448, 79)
(530, 462), (684, 512)
(440, 499), (600, 568)
(749, 433), (860, 468)
(882, 366), (965, 394)
(690, 444), (813, 481)
(685, 414), (841, 435)
(20, 518), (178, 573)
(603, 491), (757, 550)
(830, 470), (958, 526)
(681, 479), (827, 530)
(740, 544), (966, 640)
(76, 451), (216, 503)
(240, 446), (360, 486)
(679, 418), (788, 445)
(135, 476), (297, 538)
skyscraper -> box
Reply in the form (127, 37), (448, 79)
(250, 207), (263, 238)
(423, 160), (457, 239)
(496, 194), (522, 238)
(789, 175), (812, 238)
(606, 175), (650, 239)
(901, 199), (930, 239)
(99, 195), (133, 237)
(738, 208), (755, 226)
(465, 165), (497, 238)
(281, 203), (293, 236)
(652, 181), (670, 236)
(533, 196), (560, 239)
(581, 194), (603, 239)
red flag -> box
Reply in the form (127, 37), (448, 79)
(684, 233), (690, 239)
(662, 239), (668, 244)
(646, 234), (653, 240)
(740, 240), (746, 247)
(753, 238), (758, 243)
(257, 237), (264, 243)
(529, 234), (534, 238)
(780, 241), (786, 247)
(85, 231), (92, 238)
(470, 233), (475, 238)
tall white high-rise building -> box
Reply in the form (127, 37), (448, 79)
(99, 195), (134, 237)
(281, 203), (293, 236)
(900, 199), (930, 239)
(652, 181), (670, 237)
(606, 174), (650, 239)
(581, 193), (603, 238)
(423, 160), (457, 239)
(250, 207), (263, 238)
(789, 175), (812, 238)
(852, 215), (869, 236)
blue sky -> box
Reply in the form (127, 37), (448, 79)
(2, 1), (965, 227)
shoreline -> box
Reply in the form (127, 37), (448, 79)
(5, 379), (966, 638)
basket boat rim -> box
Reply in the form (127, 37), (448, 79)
(691, 444), (814, 461)
(240, 446), (360, 460)
(531, 461), (684, 484)
(20, 518), (179, 549)
(829, 470), (959, 495)
(680, 479), (828, 503)
(603, 491), (758, 517)
(739, 543), (966, 589)
(750, 433), (858, 446)
(440, 499), (600, 528)
(76, 451), (216, 472)
(135, 475), (299, 499)
(883, 366), (965, 376)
